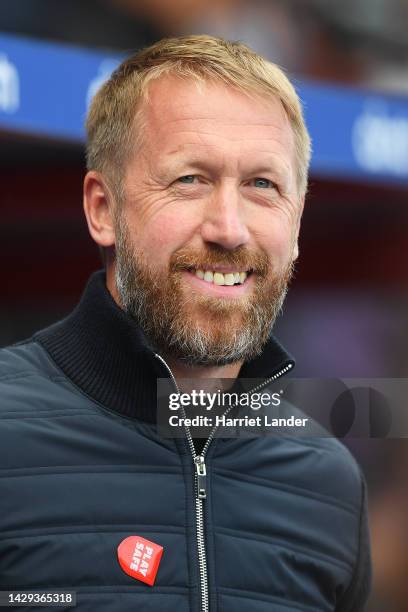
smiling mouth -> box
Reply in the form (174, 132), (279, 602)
(189, 268), (252, 286)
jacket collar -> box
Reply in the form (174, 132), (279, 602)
(35, 270), (294, 423)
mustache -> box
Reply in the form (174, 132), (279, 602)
(170, 245), (269, 277)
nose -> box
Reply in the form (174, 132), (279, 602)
(200, 182), (250, 250)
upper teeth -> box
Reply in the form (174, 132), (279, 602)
(195, 270), (248, 285)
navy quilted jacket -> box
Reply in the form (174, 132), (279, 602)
(0, 271), (371, 611)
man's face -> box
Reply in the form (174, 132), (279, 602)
(114, 75), (303, 365)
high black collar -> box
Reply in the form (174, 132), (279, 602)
(35, 270), (294, 423)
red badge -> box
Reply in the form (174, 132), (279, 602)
(117, 536), (163, 586)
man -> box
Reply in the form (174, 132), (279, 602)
(0, 35), (370, 610)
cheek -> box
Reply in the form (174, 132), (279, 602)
(252, 212), (297, 267)
(137, 208), (197, 263)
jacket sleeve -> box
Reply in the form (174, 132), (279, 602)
(336, 471), (372, 612)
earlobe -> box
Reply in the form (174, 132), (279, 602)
(83, 171), (116, 248)
(292, 242), (299, 261)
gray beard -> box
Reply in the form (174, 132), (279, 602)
(114, 216), (292, 367)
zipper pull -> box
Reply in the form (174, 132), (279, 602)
(194, 455), (207, 500)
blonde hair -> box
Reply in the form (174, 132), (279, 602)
(86, 34), (311, 200)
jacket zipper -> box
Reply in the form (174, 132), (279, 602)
(155, 353), (293, 612)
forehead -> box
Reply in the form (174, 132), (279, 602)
(141, 75), (295, 153)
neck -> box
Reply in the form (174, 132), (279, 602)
(161, 355), (242, 393)
(106, 259), (120, 303)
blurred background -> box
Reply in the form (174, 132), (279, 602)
(1, 1), (407, 609)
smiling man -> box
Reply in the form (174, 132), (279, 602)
(86, 73), (299, 374)
(0, 36), (370, 611)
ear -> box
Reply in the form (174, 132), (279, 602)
(292, 195), (305, 262)
(83, 171), (116, 248)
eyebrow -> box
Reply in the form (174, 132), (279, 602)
(244, 162), (291, 180)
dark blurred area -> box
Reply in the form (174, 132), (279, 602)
(1, 1), (408, 610)
(2, 0), (408, 92)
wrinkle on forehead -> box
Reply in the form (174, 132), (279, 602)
(144, 75), (293, 136)
(149, 110), (292, 141)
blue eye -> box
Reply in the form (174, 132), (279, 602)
(253, 178), (274, 188)
(178, 175), (196, 183)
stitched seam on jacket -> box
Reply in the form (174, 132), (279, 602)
(76, 587), (189, 594)
(213, 467), (358, 515)
(218, 586), (318, 611)
(215, 526), (353, 573)
(2, 585), (190, 594)
(264, 433), (357, 456)
(0, 372), (45, 382)
(0, 526), (186, 542)
(0, 465), (181, 477)
(0, 411), (105, 420)
(0, 371), (70, 383)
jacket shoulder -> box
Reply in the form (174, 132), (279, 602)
(0, 339), (82, 417)
(0, 338), (58, 381)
